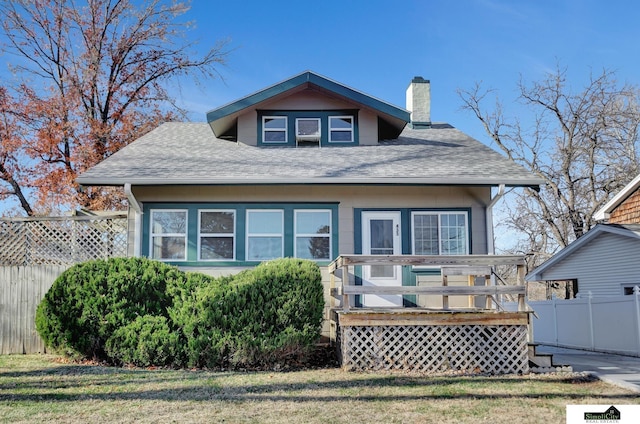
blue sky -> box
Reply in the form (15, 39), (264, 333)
(176, 0), (640, 148)
(2, 0), (640, 244)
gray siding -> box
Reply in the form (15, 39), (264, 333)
(535, 232), (640, 297)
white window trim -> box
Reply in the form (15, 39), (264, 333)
(197, 209), (236, 261)
(294, 209), (332, 260)
(246, 209), (284, 261)
(262, 116), (288, 144)
(328, 115), (354, 143)
(411, 211), (469, 255)
(149, 209), (188, 261)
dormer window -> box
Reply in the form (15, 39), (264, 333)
(262, 116), (287, 143)
(329, 116), (354, 143)
(258, 110), (358, 146)
(295, 118), (321, 144)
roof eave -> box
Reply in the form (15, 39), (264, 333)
(594, 173), (640, 221)
(77, 176), (543, 187)
(525, 224), (640, 281)
(205, 71), (410, 136)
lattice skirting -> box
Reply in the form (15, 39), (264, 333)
(339, 324), (529, 374)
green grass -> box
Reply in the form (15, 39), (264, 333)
(0, 354), (638, 423)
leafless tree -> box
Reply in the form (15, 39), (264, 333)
(459, 65), (640, 265)
(0, 0), (229, 214)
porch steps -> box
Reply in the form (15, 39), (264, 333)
(528, 343), (573, 373)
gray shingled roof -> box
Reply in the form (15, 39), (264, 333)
(77, 122), (542, 187)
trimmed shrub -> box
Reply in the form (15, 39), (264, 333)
(36, 256), (325, 369)
(176, 258), (324, 368)
(105, 315), (179, 367)
(35, 257), (186, 360)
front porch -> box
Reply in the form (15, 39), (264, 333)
(327, 255), (533, 374)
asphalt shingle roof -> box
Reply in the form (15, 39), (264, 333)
(77, 122), (542, 187)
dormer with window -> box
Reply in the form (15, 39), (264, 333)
(206, 71), (412, 147)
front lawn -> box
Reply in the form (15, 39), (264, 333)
(0, 355), (638, 423)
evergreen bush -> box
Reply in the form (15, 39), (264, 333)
(177, 258), (324, 368)
(35, 257), (185, 359)
(105, 315), (179, 367)
(36, 256), (325, 368)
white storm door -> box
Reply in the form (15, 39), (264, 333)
(361, 211), (402, 307)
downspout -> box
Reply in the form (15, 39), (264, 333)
(124, 183), (143, 257)
(486, 184), (505, 255)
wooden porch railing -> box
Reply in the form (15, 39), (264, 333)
(328, 254), (528, 312)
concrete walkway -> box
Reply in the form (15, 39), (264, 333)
(537, 345), (640, 393)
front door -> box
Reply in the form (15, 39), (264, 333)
(361, 211), (402, 306)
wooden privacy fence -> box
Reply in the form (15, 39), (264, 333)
(328, 255), (532, 374)
(524, 288), (640, 357)
(0, 214), (128, 354)
(0, 266), (67, 354)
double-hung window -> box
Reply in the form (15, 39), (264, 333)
(246, 210), (284, 260)
(150, 210), (187, 260)
(295, 210), (331, 260)
(412, 211), (468, 255)
(329, 116), (354, 143)
(198, 210), (235, 260)
(262, 116), (287, 143)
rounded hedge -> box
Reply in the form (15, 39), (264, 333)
(35, 257), (186, 359)
(174, 258), (324, 368)
(36, 257), (325, 369)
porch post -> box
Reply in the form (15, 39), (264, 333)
(516, 264), (526, 312)
(342, 264), (350, 312)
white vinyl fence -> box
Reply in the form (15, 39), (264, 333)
(524, 288), (640, 357)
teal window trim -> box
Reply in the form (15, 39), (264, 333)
(257, 110), (359, 146)
(294, 209), (333, 261)
(149, 209), (188, 262)
(246, 209), (285, 261)
(142, 202), (339, 267)
(197, 209), (236, 261)
(353, 207), (473, 307)
(411, 210), (471, 255)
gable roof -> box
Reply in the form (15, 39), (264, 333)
(526, 223), (640, 281)
(594, 173), (640, 221)
(206, 71), (411, 139)
(77, 122), (543, 187)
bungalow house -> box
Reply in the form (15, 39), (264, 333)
(77, 71), (542, 360)
(526, 173), (640, 297)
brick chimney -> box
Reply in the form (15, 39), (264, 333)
(406, 76), (431, 129)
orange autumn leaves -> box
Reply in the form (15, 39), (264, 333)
(0, 0), (228, 215)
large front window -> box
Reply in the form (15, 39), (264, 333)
(295, 210), (331, 260)
(412, 212), (468, 255)
(246, 210), (284, 260)
(199, 210), (235, 260)
(150, 210), (187, 260)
